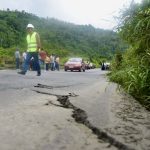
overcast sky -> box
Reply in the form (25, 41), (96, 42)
(0, 0), (142, 30)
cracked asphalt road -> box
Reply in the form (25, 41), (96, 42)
(0, 69), (149, 150)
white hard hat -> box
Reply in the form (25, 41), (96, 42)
(26, 24), (34, 29)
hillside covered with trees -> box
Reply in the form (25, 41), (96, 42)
(0, 9), (126, 66)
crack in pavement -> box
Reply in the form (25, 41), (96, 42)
(33, 84), (135, 150)
(34, 83), (81, 89)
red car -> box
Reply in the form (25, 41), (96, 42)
(64, 58), (85, 72)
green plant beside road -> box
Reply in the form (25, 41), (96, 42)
(109, 0), (150, 110)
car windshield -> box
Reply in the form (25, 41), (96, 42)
(68, 58), (82, 62)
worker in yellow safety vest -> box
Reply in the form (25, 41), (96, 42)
(18, 24), (41, 76)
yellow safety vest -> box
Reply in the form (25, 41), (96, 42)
(26, 32), (37, 52)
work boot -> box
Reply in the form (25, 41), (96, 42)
(18, 71), (26, 75)
(37, 71), (41, 76)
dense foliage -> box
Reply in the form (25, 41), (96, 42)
(0, 9), (126, 66)
(110, 0), (150, 110)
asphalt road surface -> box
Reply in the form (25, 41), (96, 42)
(0, 69), (150, 150)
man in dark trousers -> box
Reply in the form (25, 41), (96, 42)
(18, 24), (41, 76)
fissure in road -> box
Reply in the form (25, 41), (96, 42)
(34, 83), (134, 150)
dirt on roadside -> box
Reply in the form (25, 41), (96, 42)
(104, 83), (150, 150)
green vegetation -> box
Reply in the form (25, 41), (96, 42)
(0, 9), (126, 67)
(109, 0), (150, 110)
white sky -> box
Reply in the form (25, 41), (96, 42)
(0, 0), (142, 30)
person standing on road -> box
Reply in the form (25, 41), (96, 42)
(55, 55), (60, 71)
(20, 51), (27, 70)
(22, 51), (27, 62)
(50, 54), (55, 71)
(18, 24), (41, 76)
(39, 48), (46, 70)
(14, 48), (21, 70)
(44, 53), (50, 71)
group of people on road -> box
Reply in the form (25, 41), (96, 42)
(15, 48), (60, 72)
(15, 49), (28, 69)
(15, 23), (60, 76)
(38, 51), (60, 71)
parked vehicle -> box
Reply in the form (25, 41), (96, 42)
(85, 61), (96, 69)
(89, 62), (96, 69)
(64, 58), (85, 72)
(101, 62), (110, 70)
